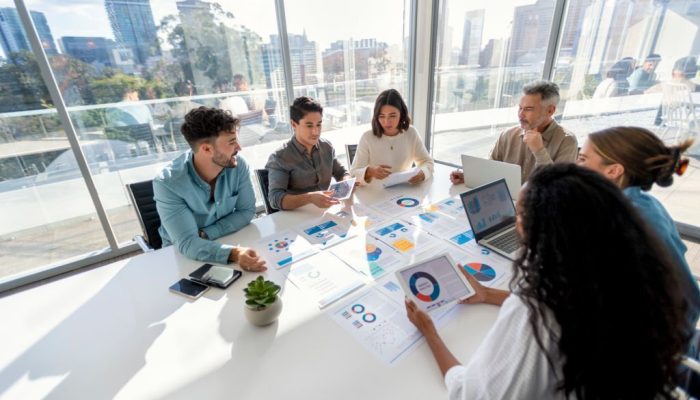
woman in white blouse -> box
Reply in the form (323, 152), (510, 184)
(350, 89), (434, 185)
(405, 163), (688, 399)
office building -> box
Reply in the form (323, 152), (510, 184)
(104, 0), (159, 65)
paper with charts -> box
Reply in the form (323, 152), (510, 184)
(369, 220), (442, 262)
(331, 277), (457, 365)
(328, 177), (356, 200)
(401, 208), (470, 242)
(283, 252), (365, 309)
(296, 215), (356, 249)
(425, 196), (466, 220)
(370, 195), (422, 218)
(257, 230), (318, 269)
(448, 244), (512, 288)
(330, 235), (406, 280)
(349, 203), (386, 230)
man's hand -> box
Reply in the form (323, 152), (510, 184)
(522, 129), (544, 153)
(367, 165), (392, 180)
(232, 247), (267, 272)
(405, 298), (437, 336)
(307, 191), (340, 208)
(408, 170), (425, 184)
(449, 170), (464, 184)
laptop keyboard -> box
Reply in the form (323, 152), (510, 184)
(489, 230), (520, 254)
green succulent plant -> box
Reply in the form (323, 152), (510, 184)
(244, 276), (281, 310)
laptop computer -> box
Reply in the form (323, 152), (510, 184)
(460, 179), (522, 261)
(461, 154), (521, 200)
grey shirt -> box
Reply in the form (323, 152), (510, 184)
(265, 136), (348, 210)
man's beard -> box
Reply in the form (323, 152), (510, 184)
(213, 151), (237, 168)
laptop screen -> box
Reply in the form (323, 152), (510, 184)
(460, 179), (516, 240)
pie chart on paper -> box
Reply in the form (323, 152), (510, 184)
(464, 262), (496, 282)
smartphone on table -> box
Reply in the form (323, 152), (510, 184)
(169, 278), (209, 300)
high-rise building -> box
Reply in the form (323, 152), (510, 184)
(459, 9), (485, 66)
(507, 0), (554, 66)
(0, 8), (57, 57)
(266, 33), (319, 87)
(60, 36), (113, 66)
(104, 0), (159, 65)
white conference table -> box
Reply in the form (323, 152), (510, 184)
(0, 164), (505, 400)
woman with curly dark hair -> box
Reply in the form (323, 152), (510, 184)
(405, 163), (689, 399)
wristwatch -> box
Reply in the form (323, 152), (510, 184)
(198, 229), (208, 239)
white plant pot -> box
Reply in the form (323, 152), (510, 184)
(244, 296), (283, 326)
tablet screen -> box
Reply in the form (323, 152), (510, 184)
(396, 255), (473, 312)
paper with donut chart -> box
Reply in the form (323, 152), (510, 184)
(256, 229), (318, 269)
(283, 252), (365, 309)
(369, 194), (422, 218)
(382, 167), (421, 188)
(331, 277), (458, 365)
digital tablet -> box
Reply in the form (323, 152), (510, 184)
(395, 253), (475, 313)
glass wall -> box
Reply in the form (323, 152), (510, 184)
(0, 3), (110, 278)
(284, 0), (412, 164)
(553, 0), (700, 228)
(0, 0), (414, 288)
(430, 0), (557, 164)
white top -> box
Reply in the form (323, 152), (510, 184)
(592, 78), (618, 98)
(350, 126), (434, 185)
(444, 295), (566, 400)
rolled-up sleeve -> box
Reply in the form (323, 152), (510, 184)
(154, 179), (233, 264)
(265, 152), (289, 211)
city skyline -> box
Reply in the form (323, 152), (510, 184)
(0, 0), (409, 60)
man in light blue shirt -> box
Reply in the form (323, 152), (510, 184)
(154, 106), (266, 271)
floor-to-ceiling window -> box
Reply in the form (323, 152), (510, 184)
(553, 0), (700, 230)
(0, 0), (414, 290)
(429, 0), (557, 164)
(283, 0), (412, 164)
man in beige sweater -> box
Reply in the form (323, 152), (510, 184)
(450, 81), (578, 184)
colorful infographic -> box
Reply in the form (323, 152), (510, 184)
(331, 289), (424, 365)
(408, 271), (441, 302)
(402, 208), (469, 242)
(463, 262), (497, 282)
(370, 220), (442, 261)
(298, 216), (355, 249)
(256, 230), (318, 269)
(370, 195), (423, 218)
(330, 236), (406, 279)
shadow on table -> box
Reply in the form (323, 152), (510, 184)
(0, 251), (185, 399)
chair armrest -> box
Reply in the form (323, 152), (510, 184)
(133, 235), (154, 253)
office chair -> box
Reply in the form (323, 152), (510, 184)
(345, 144), (358, 168)
(658, 82), (698, 143)
(126, 180), (163, 252)
(254, 169), (278, 215)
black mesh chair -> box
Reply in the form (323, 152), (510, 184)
(126, 180), (162, 252)
(254, 169), (278, 215)
(345, 144), (358, 168)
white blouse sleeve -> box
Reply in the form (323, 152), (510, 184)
(350, 130), (372, 185)
(408, 126), (434, 181)
(443, 296), (560, 400)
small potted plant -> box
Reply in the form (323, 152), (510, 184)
(243, 276), (282, 326)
